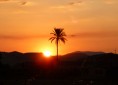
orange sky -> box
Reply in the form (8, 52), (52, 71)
(0, 0), (118, 55)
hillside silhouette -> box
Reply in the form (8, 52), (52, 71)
(0, 51), (46, 66)
(0, 51), (118, 85)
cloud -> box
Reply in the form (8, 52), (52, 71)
(68, 31), (118, 38)
(0, 31), (118, 40)
(0, 35), (48, 40)
(20, 1), (27, 5)
(0, 0), (9, 1)
(68, 1), (82, 6)
(0, 0), (34, 6)
(19, 1), (34, 6)
(50, 0), (83, 10)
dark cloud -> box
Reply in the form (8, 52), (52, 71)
(0, 31), (117, 40)
(68, 1), (82, 6)
(0, 0), (28, 6)
(20, 1), (27, 5)
(68, 31), (118, 38)
(0, 0), (9, 1)
(0, 35), (48, 40)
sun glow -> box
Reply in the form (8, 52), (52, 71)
(43, 50), (51, 57)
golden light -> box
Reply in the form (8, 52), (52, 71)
(43, 50), (51, 58)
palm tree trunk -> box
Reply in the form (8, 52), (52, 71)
(56, 38), (58, 63)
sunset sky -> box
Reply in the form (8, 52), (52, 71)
(0, 0), (118, 55)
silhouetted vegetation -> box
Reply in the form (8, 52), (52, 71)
(49, 28), (67, 62)
(0, 51), (118, 85)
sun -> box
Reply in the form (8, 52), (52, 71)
(43, 50), (51, 58)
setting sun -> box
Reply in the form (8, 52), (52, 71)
(43, 50), (51, 57)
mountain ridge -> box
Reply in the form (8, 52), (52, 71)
(0, 51), (117, 66)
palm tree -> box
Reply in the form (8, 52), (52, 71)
(49, 28), (67, 62)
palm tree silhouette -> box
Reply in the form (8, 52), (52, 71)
(49, 28), (66, 62)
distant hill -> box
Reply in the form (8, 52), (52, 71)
(0, 51), (116, 67)
(0, 51), (44, 66)
(60, 51), (88, 61)
(80, 51), (105, 56)
(60, 51), (105, 62)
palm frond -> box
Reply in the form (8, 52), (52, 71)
(60, 32), (66, 36)
(50, 32), (56, 36)
(60, 37), (67, 44)
(49, 37), (56, 43)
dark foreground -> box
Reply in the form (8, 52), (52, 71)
(0, 79), (118, 85)
(0, 52), (118, 85)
